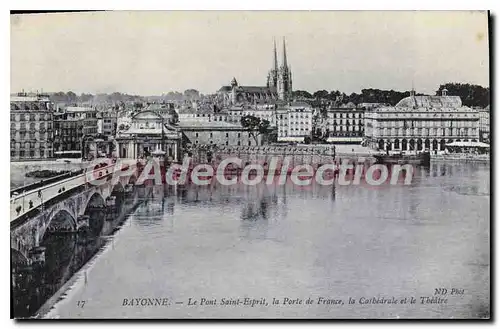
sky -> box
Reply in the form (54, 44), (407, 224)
(10, 11), (490, 96)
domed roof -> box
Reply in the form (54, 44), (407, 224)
(395, 95), (462, 109)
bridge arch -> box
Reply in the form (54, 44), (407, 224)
(43, 209), (76, 239)
(111, 182), (125, 194)
(85, 191), (106, 211)
(83, 192), (107, 236)
(128, 174), (138, 186)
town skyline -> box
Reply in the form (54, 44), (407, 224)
(11, 11), (489, 96)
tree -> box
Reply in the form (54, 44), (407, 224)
(184, 89), (200, 100)
(240, 115), (270, 145)
(436, 83), (489, 108)
(313, 90), (329, 99)
(80, 93), (94, 103)
(292, 90), (313, 99)
(66, 91), (78, 103)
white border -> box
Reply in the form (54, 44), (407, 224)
(3, 2), (498, 328)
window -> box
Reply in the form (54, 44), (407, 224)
(226, 133), (229, 138)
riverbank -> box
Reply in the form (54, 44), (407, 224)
(431, 154), (490, 163)
(33, 197), (142, 319)
(10, 161), (86, 189)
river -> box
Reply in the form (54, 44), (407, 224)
(12, 161), (490, 319)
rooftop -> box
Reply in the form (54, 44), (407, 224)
(178, 120), (243, 130)
(66, 106), (96, 112)
(219, 85), (277, 94)
(369, 106), (477, 113)
(395, 95), (463, 108)
(11, 96), (50, 102)
(327, 107), (364, 112)
(289, 101), (311, 107)
(118, 125), (179, 137)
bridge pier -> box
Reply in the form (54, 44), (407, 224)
(28, 246), (46, 265)
(11, 163), (139, 270)
(77, 215), (90, 231)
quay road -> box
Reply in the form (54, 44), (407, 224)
(10, 161), (136, 223)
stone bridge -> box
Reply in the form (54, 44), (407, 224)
(10, 161), (139, 266)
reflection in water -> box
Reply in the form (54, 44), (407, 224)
(13, 161), (490, 319)
(11, 189), (138, 318)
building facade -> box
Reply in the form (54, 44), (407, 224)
(10, 93), (54, 160)
(364, 92), (480, 152)
(276, 102), (313, 142)
(53, 106), (98, 152)
(325, 107), (365, 143)
(116, 110), (181, 160)
(179, 120), (261, 147)
(97, 110), (118, 136)
(479, 105), (490, 143)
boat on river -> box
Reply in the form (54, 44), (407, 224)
(374, 151), (431, 166)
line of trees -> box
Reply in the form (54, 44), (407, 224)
(293, 83), (490, 108)
(49, 91), (143, 104)
(45, 83), (490, 109)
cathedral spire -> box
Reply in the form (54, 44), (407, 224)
(273, 38), (278, 71)
(282, 37), (288, 69)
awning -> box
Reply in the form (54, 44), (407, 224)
(151, 149), (166, 155)
(277, 137), (305, 142)
(326, 137), (363, 143)
(445, 141), (490, 148)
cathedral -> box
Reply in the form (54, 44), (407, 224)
(217, 38), (293, 106)
(267, 37), (293, 101)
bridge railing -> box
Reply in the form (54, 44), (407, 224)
(10, 170), (85, 198)
(10, 163), (125, 222)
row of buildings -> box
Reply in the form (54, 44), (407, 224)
(9, 90), (490, 161)
(10, 40), (490, 161)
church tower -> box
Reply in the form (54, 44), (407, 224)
(266, 39), (279, 90)
(278, 37), (292, 100)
